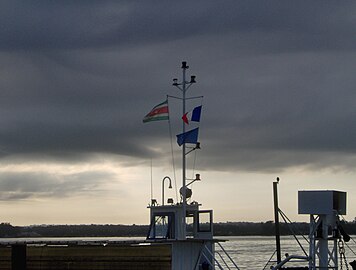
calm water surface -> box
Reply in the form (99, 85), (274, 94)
(1, 236), (356, 270)
(217, 235), (356, 269)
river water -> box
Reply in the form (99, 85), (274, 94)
(1, 235), (356, 269)
(217, 235), (356, 269)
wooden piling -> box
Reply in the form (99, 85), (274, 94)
(11, 244), (26, 270)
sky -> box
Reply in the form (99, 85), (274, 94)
(0, 1), (356, 226)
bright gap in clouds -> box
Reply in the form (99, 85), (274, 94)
(1, 155), (356, 225)
(0, 157), (154, 225)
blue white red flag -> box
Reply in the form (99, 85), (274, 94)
(182, 105), (202, 124)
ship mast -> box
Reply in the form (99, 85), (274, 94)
(173, 61), (196, 239)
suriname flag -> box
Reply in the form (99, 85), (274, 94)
(143, 100), (169, 123)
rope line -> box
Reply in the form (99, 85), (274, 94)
(190, 97), (203, 189)
(278, 208), (309, 257)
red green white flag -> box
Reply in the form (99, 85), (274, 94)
(143, 100), (169, 123)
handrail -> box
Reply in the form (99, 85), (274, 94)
(203, 245), (224, 270)
(215, 250), (231, 270)
(216, 242), (240, 270)
(195, 241), (241, 270)
(194, 241), (225, 270)
(271, 255), (309, 270)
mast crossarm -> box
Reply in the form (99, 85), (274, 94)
(167, 95), (182, 100)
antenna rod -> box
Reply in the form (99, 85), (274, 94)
(273, 178), (282, 264)
(150, 158), (153, 201)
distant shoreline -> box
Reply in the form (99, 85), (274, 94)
(1, 221), (355, 237)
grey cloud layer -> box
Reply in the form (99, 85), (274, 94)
(1, 1), (355, 51)
(0, 171), (114, 200)
(0, 1), (356, 172)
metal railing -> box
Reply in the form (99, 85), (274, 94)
(214, 242), (240, 270)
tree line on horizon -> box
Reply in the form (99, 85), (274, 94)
(1, 220), (356, 238)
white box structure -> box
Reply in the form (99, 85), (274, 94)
(298, 190), (346, 215)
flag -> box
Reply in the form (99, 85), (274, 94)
(182, 105), (202, 124)
(143, 100), (169, 123)
(176, 128), (199, 146)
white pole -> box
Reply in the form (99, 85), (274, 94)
(173, 61), (196, 240)
(182, 61), (187, 240)
(309, 215), (316, 270)
(319, 215), (329, 269)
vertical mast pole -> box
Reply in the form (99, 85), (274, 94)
(273, 178), (282, 264)
(173, 61), (195, 240)
(181, 61), (187, 239)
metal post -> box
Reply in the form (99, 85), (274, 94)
(12, 244), (27, 270)
(162, 176), (172, 205)
(273, 180), (282, 264)
(319, 215), (329, 269)
(309, 215), (316, 270)
(182, 61), (187, 240)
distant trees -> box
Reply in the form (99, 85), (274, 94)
(0, 223), (149, 238)
(0, 221), (355, 237)
(213, 221), (309, 236)
(0, 223), (21, 237)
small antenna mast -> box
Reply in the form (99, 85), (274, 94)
(150, 158), (153, 202)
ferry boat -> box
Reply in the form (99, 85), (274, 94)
(1, 62), (356, 270)
(0, 61), (234, 270)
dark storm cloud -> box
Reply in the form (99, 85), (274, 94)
(1, 1), (355, 51)
(198, 52), (356, 171)
(0, 1), (355, 171)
